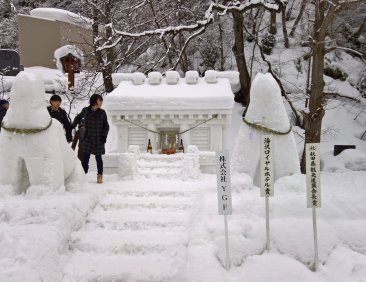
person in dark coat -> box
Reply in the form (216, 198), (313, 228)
(72, 94), (109, 183)
(71, 119), (86, 161)
(47, 94), (72, 142)
(0, 100), (9, 132)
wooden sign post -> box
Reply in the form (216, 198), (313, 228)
(260, 134), (274, 251)
(306, 143), (321, 271)
(216, 151), (232, 270)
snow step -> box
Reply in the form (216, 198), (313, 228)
(83, 220), (187, 232)
(69, 230), (188, 255)
(105, 190), (196, 198)
(62, 252), (183, 282)
(86, 210), (190, 227)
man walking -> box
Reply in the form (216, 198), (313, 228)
(72, 94), (109, 184)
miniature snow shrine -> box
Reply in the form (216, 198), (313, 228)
(105, 70), (235, 154)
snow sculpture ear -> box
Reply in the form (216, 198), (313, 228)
(148, 71), (162, 85)
(205, 70), (218, 84)
(132, 72), (146, 85)
(165, 71), (180, 85)
(185, 70), (199, 84)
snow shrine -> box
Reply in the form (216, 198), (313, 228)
(102, 70), (236, 178)
(231, 72), (300, 184)
(105, 70), (234, 153)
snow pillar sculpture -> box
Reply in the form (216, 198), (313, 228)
(231, 73), (300, 184)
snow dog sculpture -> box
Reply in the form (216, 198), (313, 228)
(231, 72), (300, 184)
(0, 72), (84, 194)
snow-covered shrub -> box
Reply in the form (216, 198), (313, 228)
(324, 63), (348, 81)
(261, 33), (276, 55)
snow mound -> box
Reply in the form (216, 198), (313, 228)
(322, 149), (366, 172)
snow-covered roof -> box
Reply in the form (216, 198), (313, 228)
(30, 8), (92, 28)
(54, 45), (84, 73)
(105, 71), (235, 111)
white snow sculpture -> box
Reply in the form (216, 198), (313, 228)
(231, 72), (300, 184)
(205, 70), (218, 84)
(165, 71), (180, 85)
(148, 71), (162, 85)
(132, 72), (146, 85)
(54, 45), (83, 73)
(185, 70), (199, 84)
(0, 72), (84, 195)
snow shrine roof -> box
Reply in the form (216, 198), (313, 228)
(105, 71), (235, 111)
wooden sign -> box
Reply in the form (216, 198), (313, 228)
(216, 151), (232, 215)
(260, 134), (274, 197)
(306, 143), (321, 208)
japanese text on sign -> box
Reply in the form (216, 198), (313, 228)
(216, 151), (232, 215)
(260, 134), (274, 197)
(306, 143), (321, 208)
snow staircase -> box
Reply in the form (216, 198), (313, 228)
(136, 153), (185, 179)
(62, 181), (197, 281)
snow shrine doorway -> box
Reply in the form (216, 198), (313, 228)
(160, 129), (179, 154)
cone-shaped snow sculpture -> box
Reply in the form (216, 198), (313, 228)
(0, 72), (84, 195)
(231, 73), (300, 184)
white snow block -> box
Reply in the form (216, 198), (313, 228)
(205, 70), (218, 84)
(185, 71), (199, 84)
(165, 71), (180, 85)
(231, 72), (300, 184)
(118, 153), (137, 179)
(0, 72), (85, 195)
(132, 72), (146, 85)
(148, 71), (162, 85)
(182, 153), (200, 179)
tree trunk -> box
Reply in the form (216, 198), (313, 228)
(289, 0), (308, 37)
(300, 0), (326, 173)
(102, 2), (114, 93)
(269, 11), (277, 35)
(218, 20), (225, 71)
(232, 10), (251, 106)
(281, 5), (289, 48)
(353, 16), (366, 39)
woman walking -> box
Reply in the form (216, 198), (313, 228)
(73, 94), (109, 183)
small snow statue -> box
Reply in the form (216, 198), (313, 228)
(54, 45), (83, 73)
(205, 70), (218, 84)
(185, 71), (199, 84)
(148, 71), (162, 85)
(166, 71), (180, 85)
(0, 72), (84, 195)
(132, 72), (146, 85)
(231, 72), (300, 184)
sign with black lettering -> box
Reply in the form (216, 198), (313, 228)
(306, 143), (321, 208)
(261, 134), (274, 197)
(216, 151), (232, 215)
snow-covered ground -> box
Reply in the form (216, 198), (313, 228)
(1, 49), (365, 281)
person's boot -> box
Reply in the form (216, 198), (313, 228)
(97, 174), (103, 184)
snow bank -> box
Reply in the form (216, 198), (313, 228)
(231, 73), (300, 182)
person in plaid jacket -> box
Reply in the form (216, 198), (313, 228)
(72, 94), (109, 183)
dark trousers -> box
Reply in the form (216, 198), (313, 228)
(82, 152), (103, 175)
